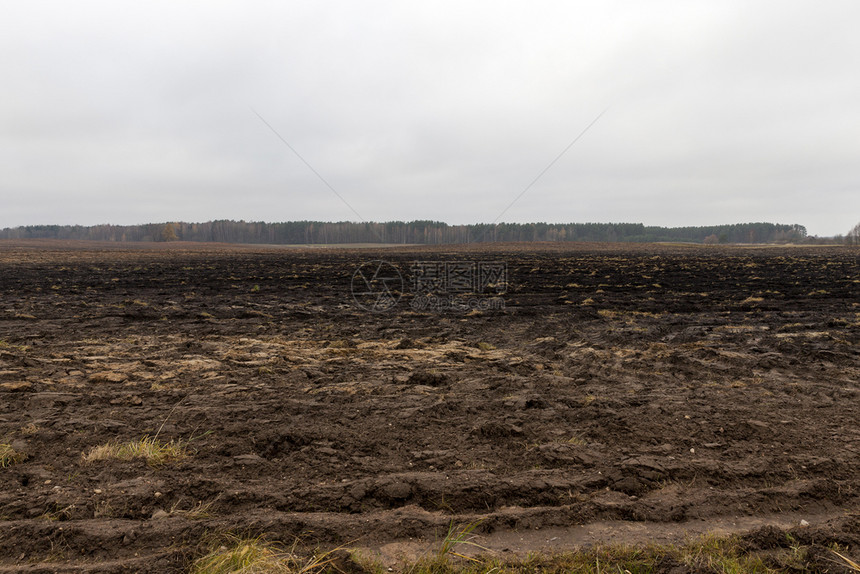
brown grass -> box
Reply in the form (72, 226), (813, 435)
(82, 436), (186, 466)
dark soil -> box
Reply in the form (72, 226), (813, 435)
(0, 240), (858, 572)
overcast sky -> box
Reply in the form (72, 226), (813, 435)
(2, 1), (859, 236)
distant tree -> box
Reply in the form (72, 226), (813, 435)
(847, 222), (860, 246)
(703, 234), (720, 245)
(160, 223), (178, 242)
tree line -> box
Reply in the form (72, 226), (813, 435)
(0, 220), (815, 245)
(839, 221), (860, 246)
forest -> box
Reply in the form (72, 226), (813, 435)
(0, 220), (810, 245)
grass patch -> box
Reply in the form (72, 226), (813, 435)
(0, 339), (29, 352)
(0, 443), (25, 467)
(82, 435), (186, 466)
(184, 530), (860, 574)
(437, 521), (486, 562)
(400, 533), (788, 573)
(191, 536), (337, 574)
(170, 496), (220, 520)
(191, 537), (285, 574)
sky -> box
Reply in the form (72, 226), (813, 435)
(2, 1), (859, 237)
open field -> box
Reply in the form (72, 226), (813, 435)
(0, 241), (858, 572)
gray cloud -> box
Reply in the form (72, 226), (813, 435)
(2, 1), (858, 236)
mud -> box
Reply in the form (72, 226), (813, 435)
(0, 241), (858, 572)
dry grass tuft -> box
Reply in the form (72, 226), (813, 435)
(833, 550), (860, 572)
(82, 435), (186, 466)
(192, 537), (284, 574)
(0, 443), (25, 468)
(170, 496), (220, 520)
(190, 537), (337, 574)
